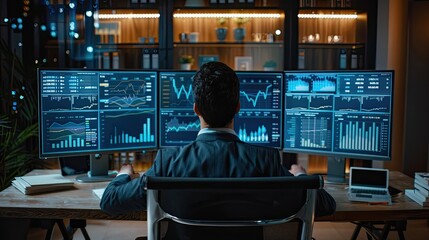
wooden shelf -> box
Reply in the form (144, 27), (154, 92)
(95, 43), (159, 50)
(299, 43), (365, 49)
(174, 42), (283, 47)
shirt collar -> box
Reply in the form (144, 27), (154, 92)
(197, 128), (237, 136)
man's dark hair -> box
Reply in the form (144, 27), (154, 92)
(192, 61), (240, 128)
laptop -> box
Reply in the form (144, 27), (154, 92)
(348, 167), (392, 205)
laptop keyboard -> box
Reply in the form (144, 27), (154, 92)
(351, 189), (387, 195)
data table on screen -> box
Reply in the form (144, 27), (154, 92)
(283, 71), (393, 160)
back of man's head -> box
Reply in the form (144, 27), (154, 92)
(192, 61), (240, 128)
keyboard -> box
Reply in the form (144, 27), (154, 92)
(351, 189), (387, 195)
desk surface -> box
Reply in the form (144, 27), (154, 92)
(0, 170), (428, 222)
(0, 170), (143, 220)
(320, 171), (429, 221)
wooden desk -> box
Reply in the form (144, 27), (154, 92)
(1, 170), (428, 222)
(0, 169), (144, 221)
(319, 171), (429, 222)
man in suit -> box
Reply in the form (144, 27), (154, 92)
(100, 61), (336, 239)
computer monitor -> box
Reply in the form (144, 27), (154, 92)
(38, 69), (158, 182)
(159, 71), (283, 148)
(159, 71), (198, 147)
(235, 72), (283, 148)
(283, 70), (394, 183)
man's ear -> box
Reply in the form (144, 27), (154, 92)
(235, 101), (241, 114)
(193, 103), (201, 116)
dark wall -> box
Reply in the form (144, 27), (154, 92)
(403, 1), (429, 175)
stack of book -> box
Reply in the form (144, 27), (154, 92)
(12, 174), (75, 195)
(405, 172), (429, 207)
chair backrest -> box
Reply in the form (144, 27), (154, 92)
(145, 175), (323, 240)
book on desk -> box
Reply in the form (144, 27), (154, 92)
(404, 172), (429, 207)
(12, 174), (75, 195)
(415, 172), (429, 186)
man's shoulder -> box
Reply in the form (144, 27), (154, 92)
(158, 146), (183, 156)
(157, 139), (280, 159)
(237, 141), (280, 152)
(234, 142), (281, 159)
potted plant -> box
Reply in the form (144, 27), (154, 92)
(0, 39), (40, 192)
(233, 17), (249, 41)
(215, 18), (228, 41)
(263, 60), (277, 71)
(179, 55), (194, 70)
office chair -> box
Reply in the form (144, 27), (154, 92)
(145, 175), (323, 240)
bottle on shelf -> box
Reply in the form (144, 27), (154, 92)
(298, 49), (306, 70)
(142, 49), (151, 69)
(112, 52), (120, 69)
(350, 49), (358, 69)
(339, 49), (347, 70)
(103, 52), (110, 69)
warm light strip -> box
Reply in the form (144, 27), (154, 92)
(98, 13), (160, 19)
(173, 13), (281, 18)
(298, 13), (357, 19)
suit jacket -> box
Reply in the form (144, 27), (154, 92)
(100, 132), (336, 239)
(147, 132), (285, 178)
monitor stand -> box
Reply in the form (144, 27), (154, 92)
(326, 157), (347, 184)
(76, 154), (116, 182)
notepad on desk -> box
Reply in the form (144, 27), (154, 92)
(93, 188), (105, 199)
(12, 174), (75, 195)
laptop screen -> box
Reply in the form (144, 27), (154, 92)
(350, 168), (388, 188)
